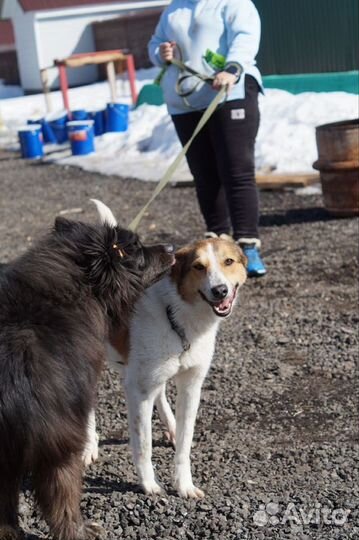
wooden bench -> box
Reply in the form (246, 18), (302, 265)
(40, 50), (137, 115)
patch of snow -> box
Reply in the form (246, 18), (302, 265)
(256, 90), (358, 175)
(295, 184), (323, 196)
(0, 68), (358, 182)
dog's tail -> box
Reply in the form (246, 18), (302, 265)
(90, 198), (117, 227)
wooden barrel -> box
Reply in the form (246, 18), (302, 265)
(313, 119), (359, 216)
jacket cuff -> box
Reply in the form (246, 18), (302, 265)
(224, 62), (243, 83)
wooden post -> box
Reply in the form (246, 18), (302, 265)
(126, 54), (138, 105)
(40, 67), (53, 113)
(57, 63), (71, 114)
(106, 60), (117, 103)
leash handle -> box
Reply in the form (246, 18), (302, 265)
(170, 58), (214, 83)
(128, 85), (227, 232)
(170, 57), (215, 102)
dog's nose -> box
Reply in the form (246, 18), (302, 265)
(163, 244), (175, 254)
(211, 284), (228, 299)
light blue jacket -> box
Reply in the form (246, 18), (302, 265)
(148, 0), (262, 114)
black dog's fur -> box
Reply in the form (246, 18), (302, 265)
(0, 217), (173, 540)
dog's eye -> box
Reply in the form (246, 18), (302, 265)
(224, 258), (234, 266)
(193, 262), (205, 271)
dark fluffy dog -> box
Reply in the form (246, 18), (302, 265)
(0, 215), (174, 540)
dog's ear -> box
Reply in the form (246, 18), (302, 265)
(54, 216), (76, 234)
(234, 244), (248, 268)
(91, 199), (117, 227)
(171, 246), (192, 282)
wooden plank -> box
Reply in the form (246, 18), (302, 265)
(55, 52), (126, 68)
(256, 173), (320, 189)
(172, 173), (320, 189)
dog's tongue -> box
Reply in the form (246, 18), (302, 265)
(217, 296), (232, 311)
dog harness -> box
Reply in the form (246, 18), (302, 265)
(166, 305), (191, 354)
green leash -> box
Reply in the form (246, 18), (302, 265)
(129, 84), (227, 231)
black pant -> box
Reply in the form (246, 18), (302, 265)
(172, 75), (260, 241)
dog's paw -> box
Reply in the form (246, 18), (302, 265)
(82, 432), (99, 467)
(80, 522), (106, 540)
(177, 484), (205, 499)
(164, 429), (176, 448)
(142, 479), (166, 496)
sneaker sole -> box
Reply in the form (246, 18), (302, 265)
(247, 270), (267, 278)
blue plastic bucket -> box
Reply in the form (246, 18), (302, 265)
(27, 117), (57, 144)
(88, 109), (106, 136)
(72, 109), (88, 121)
(106, 102), (129, 132)
(47, 110), (69, 144)
(18, 124), (44, 159)
(67, 120), (95, 156)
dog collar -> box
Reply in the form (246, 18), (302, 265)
(166, 305), (190, 353)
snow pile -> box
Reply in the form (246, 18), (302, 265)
(257, 90), (358, 173)
(59, 104), (191, 182)
(0, 68), (357, 181)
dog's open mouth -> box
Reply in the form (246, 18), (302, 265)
(199, 285), (238, 318)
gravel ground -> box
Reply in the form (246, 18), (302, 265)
(0, 150), (358, 540)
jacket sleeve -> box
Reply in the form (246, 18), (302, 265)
(148, 10), (170, 67)
(224, 0), (261, 67)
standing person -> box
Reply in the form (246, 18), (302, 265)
(148, 0), (266, 277)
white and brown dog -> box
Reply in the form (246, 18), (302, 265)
(85, 201), (247, 499)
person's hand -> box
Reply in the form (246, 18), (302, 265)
(212, 71), (237, 92)
(159, 41), (176, 63)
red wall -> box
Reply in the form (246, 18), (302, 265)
(0, 20), (15, 46)
(19, 0), (132, 11)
